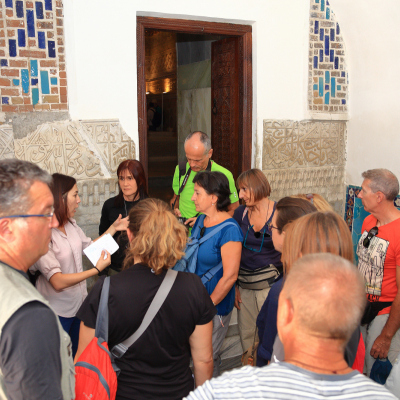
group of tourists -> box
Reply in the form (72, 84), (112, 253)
(0, 130), (399, 400)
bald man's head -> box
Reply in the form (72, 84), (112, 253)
(279, 253), (366, 342)
(184, 131), (213, 172)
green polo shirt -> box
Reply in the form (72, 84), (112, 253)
(172, 161), (239, 219)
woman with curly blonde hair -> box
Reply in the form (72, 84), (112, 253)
(76, 199), (216, 400)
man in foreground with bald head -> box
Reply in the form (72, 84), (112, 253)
(170, 131), (238, 227)
(185, 253), (396, 399)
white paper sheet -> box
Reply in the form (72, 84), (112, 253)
(83, 234), (119, 266)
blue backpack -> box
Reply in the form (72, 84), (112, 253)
(173, 214), (237, 285)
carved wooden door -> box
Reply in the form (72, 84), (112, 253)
(211, 37), (240, 181)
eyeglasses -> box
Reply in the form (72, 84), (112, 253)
(363, 226), (378, 248)
(268, 222), (279, 231)
(0, 208), (54, 220)
(243, 225), (270, 252)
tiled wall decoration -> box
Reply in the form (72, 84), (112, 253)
(308, 0), (348, 113)
(345, 185), (400, 263)
(263, 119), (346, 212)
(0, 0), (66, 112)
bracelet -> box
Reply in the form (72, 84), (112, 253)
(93, 266), (100, 274)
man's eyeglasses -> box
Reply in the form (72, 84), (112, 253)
(0, 208), (54, 220)
(243, 225), (270, 252)
(363, 226), (378, 248)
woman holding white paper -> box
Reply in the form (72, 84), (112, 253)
(31, 173), (128, 357)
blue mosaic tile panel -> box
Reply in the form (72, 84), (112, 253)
(344, 185), (400, 264)
(0, 0), (67, 112)
(309, 0), (349, 113)
(16, 1), (24, 18)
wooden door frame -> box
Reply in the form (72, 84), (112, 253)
(137, 16), (252, 179)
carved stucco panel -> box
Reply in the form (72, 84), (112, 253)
(13, 119), (136, 181)
(263, 119), (346, 213)
(79, 120), (136, 174)
(263, 120), (346, 169)
(0, 124), (15, 159)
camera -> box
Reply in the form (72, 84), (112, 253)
(177, 217), (188, 225)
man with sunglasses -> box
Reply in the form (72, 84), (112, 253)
(356, 168), (400, 378)
(170, 131), (239, 227)
(0, 159), (75, 400)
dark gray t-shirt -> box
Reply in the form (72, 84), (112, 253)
(0, 268), (63, 400)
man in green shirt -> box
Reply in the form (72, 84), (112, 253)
(170, 131), (239, 227)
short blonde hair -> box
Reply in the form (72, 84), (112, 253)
(123, 198), (188, 274)
(281, 211), (354, 273)
(291, 193), (333, 212)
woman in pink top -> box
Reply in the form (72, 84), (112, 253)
(32, 173), (128, 356)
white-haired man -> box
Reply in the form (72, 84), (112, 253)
(0, 159), (75, 400)
(185, 253), (396, 399)
(357, 168), (400, 376)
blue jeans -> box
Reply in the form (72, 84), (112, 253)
(59, 315), (81, 358)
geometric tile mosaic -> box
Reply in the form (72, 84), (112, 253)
(344, 185), (400, 264)
(0, 0), (66, 112)
(308, 0), (348, 113)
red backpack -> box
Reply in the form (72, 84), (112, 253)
(75, 270), (177, 400)
(75, 277), (117, 400)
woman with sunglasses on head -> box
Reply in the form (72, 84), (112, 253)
(291, 192), (333, 212)
(256, 197), (317, 366)
(233, 169), (283, 354)
(31, 173), (128, 357)
(189, 171), (243, 376)
(258, 210), (364, 372)
(99, 159), (148, 275)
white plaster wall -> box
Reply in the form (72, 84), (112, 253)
(63, 0), (310, 166)
(331, 0), (400, 185)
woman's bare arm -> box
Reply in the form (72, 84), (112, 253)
(189, 321), (213, 387)
(210, 241), (242, 305)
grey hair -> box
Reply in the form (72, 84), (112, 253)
(0, 159), (52, 217)
(282, 253), (366, 342)
(362, 169), (399, 201)
(184, 131), (212, 154)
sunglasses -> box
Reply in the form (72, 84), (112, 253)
(243, 225), (270, 252)
(363, 226), (378, 248)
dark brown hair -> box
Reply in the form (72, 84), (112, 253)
(193, 171), (231, 212)
(52, 173), (76, 227)
(275, 197), (317, 233)
(236, 169), (271, 202)
(114, 159), (148, 207)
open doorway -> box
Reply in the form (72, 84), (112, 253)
(138, 17), (253, 202)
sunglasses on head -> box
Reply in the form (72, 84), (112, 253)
(363, 226), (378, 248)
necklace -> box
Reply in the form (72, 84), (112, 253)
(249, 199), (270, 232)
(284, 359), (352, 375)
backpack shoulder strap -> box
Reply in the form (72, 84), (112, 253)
(111, 269), (178, 359)
(190, 214), (206, 239)
(201, 261), (223, 285)
(95, 276), (110, 342)
(198, 221), (238, 244)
